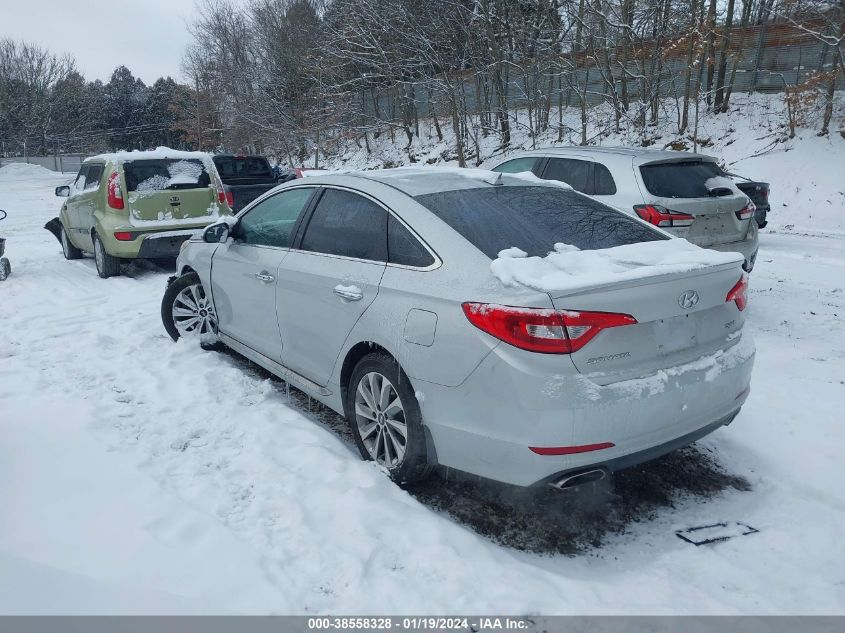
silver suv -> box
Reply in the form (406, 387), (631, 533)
(483, 147), (759, 272)
(162, 169), (754, 488)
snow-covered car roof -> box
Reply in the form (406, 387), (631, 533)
(85, 147), (215, 165)
(343, 166), (568, 197)
(484, 146), (719, 169)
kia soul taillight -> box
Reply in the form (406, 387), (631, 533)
(107, 172), (124, 210)
(462, 303), (637, 354)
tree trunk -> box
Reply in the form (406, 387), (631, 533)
(681, 0), (700, 133)
(704, 0), (717, 105)
(713, 0), (736, 113)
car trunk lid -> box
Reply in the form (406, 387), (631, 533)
(549, 262), (746, 385)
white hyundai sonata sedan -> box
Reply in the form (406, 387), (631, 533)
(161, 168), (754, 489)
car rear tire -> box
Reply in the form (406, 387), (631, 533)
(161, 272), (221, 349)
(347, 352), (432, 484)
(61, 225), (82, 260)
(0, 257), (10, 281)
(93, 232), (121, 278)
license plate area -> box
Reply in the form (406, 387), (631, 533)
(654, 314), (698, 356)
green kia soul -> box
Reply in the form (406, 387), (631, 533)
(53, 149), (232, 278)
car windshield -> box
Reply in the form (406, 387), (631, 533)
(639, 160), (725, 198)
(123, 159), (210, 192)
(213, 156), (273, 180)
(414, 186), (666, 259)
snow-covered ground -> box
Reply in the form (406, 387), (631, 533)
(1, 117), (844, 614)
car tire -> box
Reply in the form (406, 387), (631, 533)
(161, 271), (221, 349)
(347, 352), (432, 484)
(0, 257), (10, 281)
(61, 225), (82, 260)
(93, 232), (121, 278)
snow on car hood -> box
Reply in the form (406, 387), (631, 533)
(490, 238), (742, 293)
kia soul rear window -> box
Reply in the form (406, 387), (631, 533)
(639, 160), (725, 198)
(415, 186), (666, 259)
(123, 159), (211, 192)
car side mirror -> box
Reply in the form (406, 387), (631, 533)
(55, 185), (70, 197)
(203, 222), (230, 243)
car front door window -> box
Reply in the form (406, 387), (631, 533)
(236, 187), (315, 248)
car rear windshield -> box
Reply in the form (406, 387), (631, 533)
(213, 156), (273, 180)
(414, 186), (667, 259)
(123, 159), (210, 192)
(639, 160), (725, 198)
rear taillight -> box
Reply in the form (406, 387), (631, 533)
(726, 275), (748, 311)
(735, 201), (756, 221)
(113, 231), (133, 241)
(634, 204), (694, 228)
(218, 190), (235, 208)
(462, 303), (637, 354)
(107, 172), (124, 210)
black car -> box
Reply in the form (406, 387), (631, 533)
(212, 155), (291, 213)
(732, 176), (771, 229)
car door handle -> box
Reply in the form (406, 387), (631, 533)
(255, 271), (275, 283)
(333, 285), (363, 301)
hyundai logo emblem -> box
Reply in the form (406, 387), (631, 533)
(678, 290), (700, 309)
(169, 195), (181, 204)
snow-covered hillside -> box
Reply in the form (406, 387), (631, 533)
(324, 93), (845, 235)
(1, 130), (844, 614)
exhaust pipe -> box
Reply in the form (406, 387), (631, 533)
(548, 468), (607, 490)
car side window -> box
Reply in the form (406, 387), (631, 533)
(84, 164), (104, 190)
(593, 163), (617, 195)
(73, 166), (88, 190)
(491, 157), (538, 174)
(543, 158), (593, 194)
(236, 187), (314, 248)
(300, 189), (387, 261)
(388, 215), (434, 268)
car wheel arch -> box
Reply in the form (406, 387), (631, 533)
(339, 341), (401, 416)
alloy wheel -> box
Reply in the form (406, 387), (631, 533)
(171, 283), (217, 337)
(354, 371), (407, 468)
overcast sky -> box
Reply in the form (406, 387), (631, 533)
(0, 0), (245, 85)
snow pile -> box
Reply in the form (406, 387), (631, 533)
(491, 238), (742, 293)
(0, 162), (62, 182)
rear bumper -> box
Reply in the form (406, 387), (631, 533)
(137, 231), (201, 259)
(708, 233), (759, 272)
(416, 333), (755, 487)
(535, 410), (739, 487)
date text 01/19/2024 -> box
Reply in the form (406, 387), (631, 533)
(307, 617), (530, 630)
